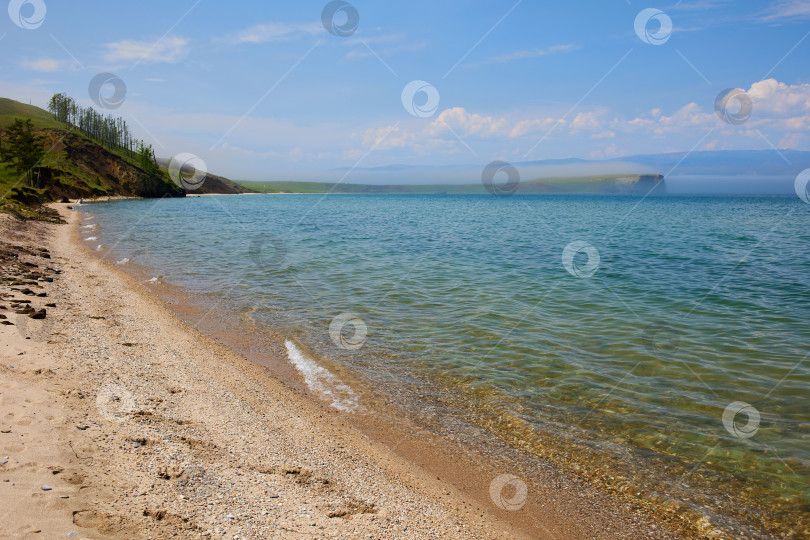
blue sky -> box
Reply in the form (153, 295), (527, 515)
(2, 0), (809, 180)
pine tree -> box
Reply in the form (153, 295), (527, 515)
(0, 119), (47, 187)
(47, 92), (159, 174)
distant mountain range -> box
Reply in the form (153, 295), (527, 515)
(587, 150), (809, 177)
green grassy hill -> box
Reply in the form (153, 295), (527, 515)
(0, 98), (61, 129)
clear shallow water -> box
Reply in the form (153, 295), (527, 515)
(82, 194), (810, 536)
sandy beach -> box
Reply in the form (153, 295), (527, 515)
(0, 204), (676, 539)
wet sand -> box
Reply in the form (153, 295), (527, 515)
(0, 204), (676, 539)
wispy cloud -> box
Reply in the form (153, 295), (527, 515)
(344, 40), (428, 60)
(667, 0), (734, 11)
(760, 0), (810, 21)
(480, 44), (579, 65)
(220, 22), (322, 45)
(104, 36), (190, 64)
(342, 33), (404, 46)
(20, 58), (81, 72)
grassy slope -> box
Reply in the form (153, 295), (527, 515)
(0, 98), (61, 129)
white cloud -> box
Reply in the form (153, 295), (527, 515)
(362, 125), (404, 147)
(222, 22), (322, 45)
(509, 117), (558, 138)
(337, 32), (428, 61)
(703, 139), (720, 150)
(779, 132), (806, 148)
(570, 111), (602, 131)
(344, 40), (428, 60)
(426, 107), (605, 140)
(342, 33), (403, 46)
(361, 124), (458, 154)
(362, 106), (601, 156)
(356, 78), (810, 160)
(608, 79), (810, 146)
(620, 103), (714, 135)
(748, 78), (810, 115)
(20, 58), (80, 72)
(481, 44), (579, 64)
(220, 142), (282, 159)
(104, 36), (190, 64)
(589, 143), (619, 159)
(288, 147), (304, 161)
(777, 115), (810, 130)
(760, 0), (810, 21)
(669, 0), (734, 10)
(656, 102), (715, 133)
(429, 107), (509, 138)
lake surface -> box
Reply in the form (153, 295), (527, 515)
(81, 193), (810, 537)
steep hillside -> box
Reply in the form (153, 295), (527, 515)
(155, 159), (255, 195)
(0, 97), (253, 221)
(1, 98), (187, 220)
(188, 171), (256, 195)
(1, 129), (186, 221)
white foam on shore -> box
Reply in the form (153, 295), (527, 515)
(146, 276), (159, 283)
(81, 224), (97, 229)
(284, 340), (360, 413)
(115, 258), (130, 265)
(84, 236), (98, 241)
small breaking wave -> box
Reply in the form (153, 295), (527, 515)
(84, 236), (98, 241)
(284, 339), (360, 412)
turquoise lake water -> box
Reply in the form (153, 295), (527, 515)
(81, 193), (810, 536)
